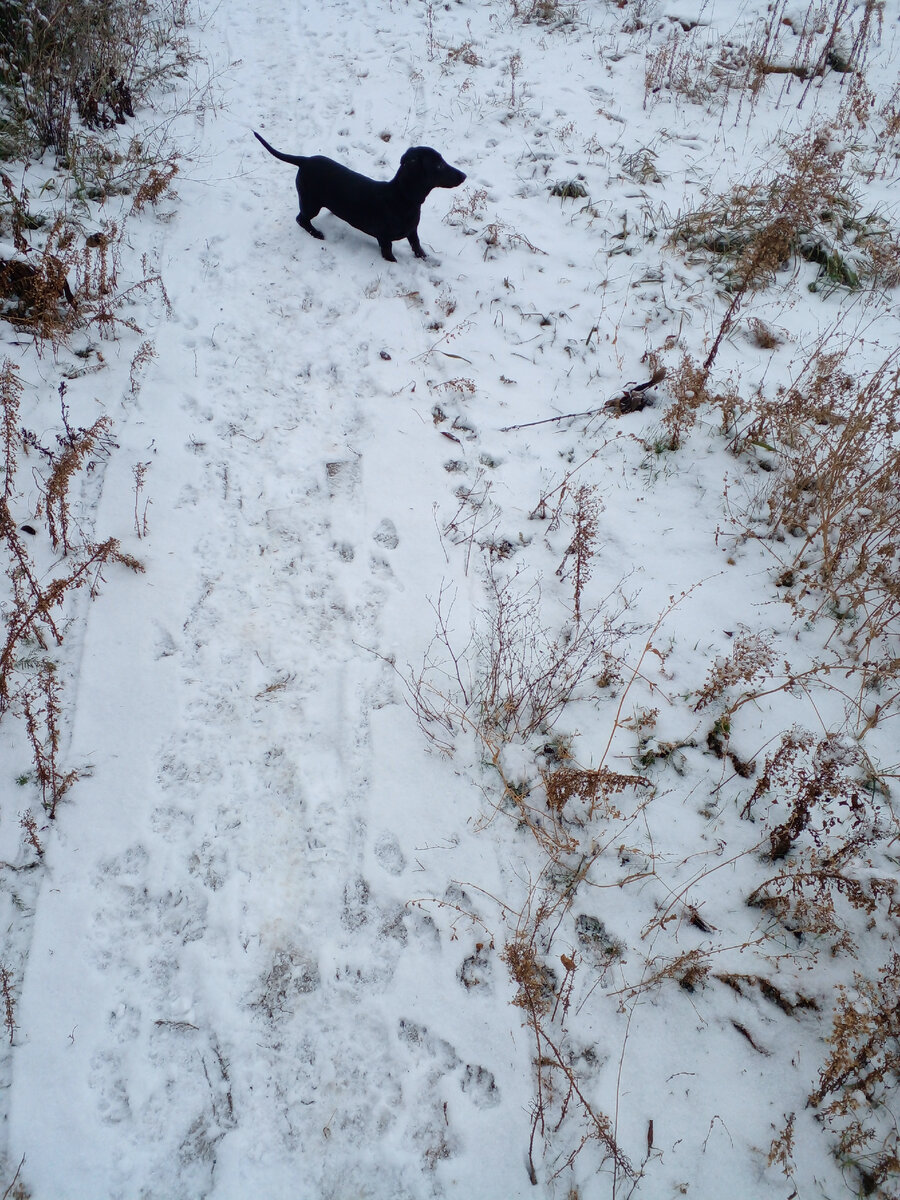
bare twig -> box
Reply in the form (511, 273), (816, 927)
(501, 369), (666, 432)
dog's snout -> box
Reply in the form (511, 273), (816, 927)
(443, 165), (466, 188)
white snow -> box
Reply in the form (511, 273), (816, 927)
(2, 0), (899, 1197)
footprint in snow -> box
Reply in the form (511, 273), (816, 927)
(341, 876), (370, 930)
(372, 517), (399, 549)
(253, 947), (321, 1023)
(89, 1050), (130, 1124)
(397, 1019), (460, 1073)
(460, 1063), (501, 1108)
(458, 945), (493, 992)
(153, 623), (178, 659)
(94, 843), (150, 880)
(150, 805), (194, 841)
(325, 456), (361, 497)
(378, 908), (409, 945)
(107, 1002), (141, 1044)
(333, 958), (396, 996)
(374, 831), (406, 876)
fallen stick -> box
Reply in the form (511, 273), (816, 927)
(500, 367), (665, 432)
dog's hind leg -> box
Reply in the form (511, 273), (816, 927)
(294, 173), (325, 239)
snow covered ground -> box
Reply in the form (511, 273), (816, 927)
(2, 0), (899, 1197)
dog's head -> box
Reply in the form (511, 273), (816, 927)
(399, 147), (467, 190)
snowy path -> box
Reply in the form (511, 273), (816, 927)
(11, 2), (525, 1196)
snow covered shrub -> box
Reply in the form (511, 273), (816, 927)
(406, 564), (628, 753)
(693, 628), (777, 714)
(863, 72), (900, 179)
(670, 124), (900, 371)
(0, 962), (16, 1043)
(18, 659), (79, 818)
(480, 218), (545, 259)
(672, 125), (844, 279)
(746, 730), (871, 862)
(555, 483), (601, 623)
(66, 134), (180, 207)
(74, 222), (171, 339)
(0, 90), (173, 347)
(0, 225), (77, 342)
(0, 0), (191, 161)
(784, 0), (884, 83)
(510, 0), (576, 28)
(660, 343), (900, 741)
(672, 122), (897, 300)
(0, 203), (170, 346)
(541, 764), (647, 820)
(744, 729), (893, 954)
(657, 351), (744, 448)
(443, 185), (487, 232)
(549, 177), (588, 200)
(757, 347), (900, 664)
(644, 0), (884, 113)
(26, 382), (116, 553)
(810, 952), (900, 1198)
(644, 26), (750, 109)
(620, 147), (660, 184)
(0, 177), (81, 342)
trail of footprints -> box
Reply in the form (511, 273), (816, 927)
(82, 296), (502, 1192)
(80, 0), (524, 1177)
(87, 816), (502, 1192)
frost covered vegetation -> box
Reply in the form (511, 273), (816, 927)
(1, 0), (899, 1197)
(0, 2), (183, 825)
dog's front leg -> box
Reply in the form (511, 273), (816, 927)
(297, 214), (325, 239)
(407, 229), (427, 259)
(378, 239), (398, 262)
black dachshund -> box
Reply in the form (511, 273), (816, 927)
(254, 132), (466, 261)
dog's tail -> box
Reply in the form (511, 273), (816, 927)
(253, 131), (306, 166)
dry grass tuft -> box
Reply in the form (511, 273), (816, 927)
(555, 483), (602, 624)
(693, 629), (778, 713)
(0, 965), (16, 1045)
(405, 566), (629, 751)
(756, 349), (900, 660)
(542, 764), (648, 818)
(1, 360), (144, 817)
(502, 916), (634, 1185)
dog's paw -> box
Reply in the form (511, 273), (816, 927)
(296, 214), (325, 239)
(460, 1063), (501, 1109)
